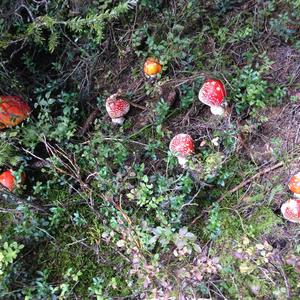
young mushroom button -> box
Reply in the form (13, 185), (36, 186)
(281, 199), (300, 223)
(198, 79), (226, 116)
(288, 172), (300, 198)
(105, 94), (130, 125)
(169, 134), (195, 167)
(143, 57), (162, 78)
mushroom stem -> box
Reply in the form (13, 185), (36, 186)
(294, 193), (300, 199)
(210, 105), (225, 116)
(145, 74), (156, 80)
(111, 117), (125, 125)
(177, 156), (188, 168)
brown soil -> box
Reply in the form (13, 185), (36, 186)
(268, 45), (300, 86)
(246, 102), (300, 165)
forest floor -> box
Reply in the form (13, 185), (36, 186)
(0, 1), (300, 299)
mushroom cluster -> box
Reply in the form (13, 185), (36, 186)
(102, 59), (232, 173)
(6, 50), (297, 247)
(105, 59), (229, 126)
(0, 96), (29, 192)
(281, 173), (300, 223)
(1, 58), (231, 197)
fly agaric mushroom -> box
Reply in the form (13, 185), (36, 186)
(169, 134), (195, 167)
(105, 93), (130, 125)
(143, 57), (162, 78)
(281, 199), (300, 223)
(0, 170), (18, 192)
(0, 96), (30, 128)
(198, 79), (226, 115)
(288, 172), (300, 198)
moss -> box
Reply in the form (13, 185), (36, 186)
(217, 210), (244, 243)
(245, 207), (282, 238)
(284, 266), (300, 298)
(39, 225), (131, 298)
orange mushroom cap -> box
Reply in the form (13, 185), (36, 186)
(0, 96), (30, 128)
(0, 170), (16, 192)
(281, 199), (300, 223)
(288, 172), (300, 195)
(143, 57), (162, 77)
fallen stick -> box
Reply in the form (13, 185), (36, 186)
(217, 161), (284, 202)
(190, 161), (284, 225)
(0, 190), (47, 213)
(79, 107), (100, 136)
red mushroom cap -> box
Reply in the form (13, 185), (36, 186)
(105, 98), (130, 120)
(281, 199), (300, 223)
(198, 79), (226, 107)
(288, 172), (300, 195)
(0, 95), (30, 128)
(169, 134), (195, 158)
(0, 170), (16, 192)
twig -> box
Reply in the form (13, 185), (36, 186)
(10, 39), (27, 59)
(15, 4), (35, 21)
(271, 259), (292, 299)
(190, 161), (284, 225)
(126, 100), (147, 110)
(217, 161), (284, 202)
(78, 107), (100, 136)
(180, 187), (201, 210)
(0, 189), (47, 213)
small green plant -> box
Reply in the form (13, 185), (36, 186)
(88, 277), (105, 300)
(1, 2), (133, 53)
(230, 64), (286, 119)
(0, 141), (19, 166)
(127, 175), (164, 210)
(270, 12), (298, 43)
(204, 203), (221, 240)
(133, 23), (193, 67)
(0, 236), (24, 291)
(155, 99), (169, 124)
